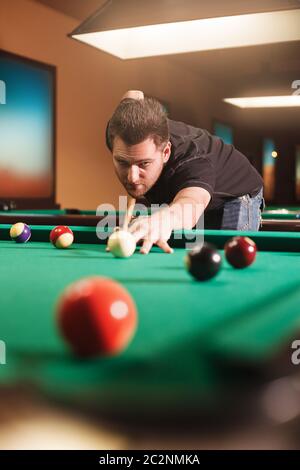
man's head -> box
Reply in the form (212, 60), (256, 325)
(107, 97), (171, 198)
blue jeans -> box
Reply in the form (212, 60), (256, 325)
(203, 189), (265, 231)
(221, 188), (265, 231)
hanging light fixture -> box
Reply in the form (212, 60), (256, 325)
(69, 1), (300, 59)
(224, 96), (300, 108)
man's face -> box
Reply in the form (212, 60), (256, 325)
(112, 136), (171, 198)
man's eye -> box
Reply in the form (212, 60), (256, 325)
(139, 162), (151, 169)
(118, 161), (128, 167)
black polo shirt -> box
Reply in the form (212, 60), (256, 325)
(106, 118), (263, 211)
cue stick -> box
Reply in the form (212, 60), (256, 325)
(106, 196), (136, 251)
(122, 196), (136, 231)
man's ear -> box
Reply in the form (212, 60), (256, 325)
(162, 141), (171, 163)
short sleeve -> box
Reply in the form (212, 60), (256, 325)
(169, 155), (215, 200)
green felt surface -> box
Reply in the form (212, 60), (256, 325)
(0, 231), (300, 416)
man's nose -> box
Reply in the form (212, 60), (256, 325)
(127, 165), (140, 184)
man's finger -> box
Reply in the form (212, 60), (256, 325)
(129, 225), (149, 243)
(156, 240), (174, 254)
(140, 239), (153, 255)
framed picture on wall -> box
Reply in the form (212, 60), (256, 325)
(0, 49), (58, 209)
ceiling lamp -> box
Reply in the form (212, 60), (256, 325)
(69, 1), (300, 59)
(224, 96), (300, 108)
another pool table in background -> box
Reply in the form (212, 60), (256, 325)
(0, 207), (300, 231)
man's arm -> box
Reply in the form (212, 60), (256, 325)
(169, 186), (211, 230)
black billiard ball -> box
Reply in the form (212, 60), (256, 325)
(185, 242), (222, 281)
(224, 236), (257, 269)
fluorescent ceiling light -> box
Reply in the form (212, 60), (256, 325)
(70, 6), (300, 59)
(224, 96), (300, 108)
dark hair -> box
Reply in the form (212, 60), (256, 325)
(106, 97), (169, 151)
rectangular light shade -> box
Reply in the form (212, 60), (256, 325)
(71, 9), (300, 59)
(224, 96), (300, 108)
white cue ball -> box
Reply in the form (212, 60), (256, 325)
(107, 230), (136, 258)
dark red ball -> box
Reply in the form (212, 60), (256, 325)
(224, 236), (257, 269)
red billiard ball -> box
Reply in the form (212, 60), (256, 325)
(56, 277), (137, 358)
(224, 236), (257, 269)
(50, 226), (74, 248)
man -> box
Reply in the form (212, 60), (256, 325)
(106, 90), (264, 254)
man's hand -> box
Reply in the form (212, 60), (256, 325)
(128, 209), (174, 254)
(128, 187), (211, 254)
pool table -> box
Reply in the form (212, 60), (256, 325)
(261, 206), (300, 231)
(0, 207), (300, 231)
(0, 224), (300, 423)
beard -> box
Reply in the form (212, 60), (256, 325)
(116, 161), (165, 198)
(126, 184), (147, 198)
